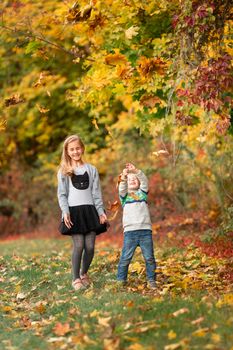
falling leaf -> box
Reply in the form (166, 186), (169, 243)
(36, 104), (50, 113)
(107, 200), (120, 212)
(5, 94), (25, 107)
(152, 150), (169, 157)
(33, 72), (46, 87)
(53, 322), (71, 336)
(92, 118), (99, 130)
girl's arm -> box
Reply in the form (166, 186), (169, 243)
(57, 170), (70, 215)
(91, 167), (105, 217)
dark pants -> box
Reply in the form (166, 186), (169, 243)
(117, 230), (156, 281)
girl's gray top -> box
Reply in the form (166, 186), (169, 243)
(57, 163), (105, 217)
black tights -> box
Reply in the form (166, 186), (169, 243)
(71, 231), (96, 280)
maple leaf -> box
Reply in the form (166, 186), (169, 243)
(105, 52), (127, 66)
(125, 26), (139, 39)
(139, 95), (161, 108)
(53, 322), (71, 336)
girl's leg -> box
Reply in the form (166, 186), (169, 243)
(81, 231), (96, 275)
(71, 234), (85, 280)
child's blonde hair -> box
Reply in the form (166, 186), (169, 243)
(60, 135), (85, 176)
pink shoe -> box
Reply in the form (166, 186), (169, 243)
(72, 278), (85, 290)
(80, 274), (91, 287)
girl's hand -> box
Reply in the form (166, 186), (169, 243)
(64, 213), (73, 229)
(126, 163), (137, 173)
(99, 213), (107, 224)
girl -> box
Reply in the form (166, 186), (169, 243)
(57, 135), (108, 290)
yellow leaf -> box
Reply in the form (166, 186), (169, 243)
(92, 118), (99, 130)
(211, 333), (221, 343)
(129, 261), (144, 274)
(168, 330), (177, 340)
(98, 316), (112, 327)
(103, 337), (120, 350)
(128, 344), (144, 350)
(3, 306), (12, 312)
(192, 327), (209, 337)
(125, 26), (139, 40)
(164, 343), (181, 350)
(90, 309), (99, 317)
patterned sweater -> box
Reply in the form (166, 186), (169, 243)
(119, 170), (152, 232)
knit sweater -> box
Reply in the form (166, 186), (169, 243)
(57, 163), (105, 216)
(119, 170), (152, 232)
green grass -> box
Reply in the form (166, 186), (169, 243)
(0, 238), (233, 350)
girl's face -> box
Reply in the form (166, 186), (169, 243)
(67, 140), (84, 163)
(127, 174), (140, 190)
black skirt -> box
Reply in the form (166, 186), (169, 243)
(59, 204), (108, 236)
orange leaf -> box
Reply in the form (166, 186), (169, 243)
(53, 322), (71, 336)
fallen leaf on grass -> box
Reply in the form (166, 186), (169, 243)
(172, 308), (189, 317)
(191, 317), (204, 325)
(168, 330), (177, 339)
(47, 337), (66, 343)
(98, 316), (112, 327)
(16, 292), (27, 300)
(165, 343), (182, 350)
(211, 333), (221, 343)
(128, 344), (145, 350)
(192, 327), (209, 337)
(103, 337), (120, 350)
(53, 322), (71, 336)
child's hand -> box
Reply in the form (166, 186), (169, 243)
(120, 168), (128, 181)
(99, 213), (107, 224)
(126, 163), (137, 173)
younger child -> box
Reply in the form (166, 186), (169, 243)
(117, 163), (156, 289)
(57, 135), (108, 290)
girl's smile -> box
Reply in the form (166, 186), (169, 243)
(67, 140), (84, 164)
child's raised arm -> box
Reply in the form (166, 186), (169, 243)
(136, 170), (149, 193)
(119, 168), (128, 197)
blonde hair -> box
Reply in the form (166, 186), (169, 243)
(59, 135), (85, 176)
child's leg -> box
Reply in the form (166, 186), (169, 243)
(117, 232), (138, 282)
(139, 230), (156, 281)
(81, 231), (96, 275)
(71, 234), (85, 280)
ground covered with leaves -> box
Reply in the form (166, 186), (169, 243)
(0, 237), (233, 350)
